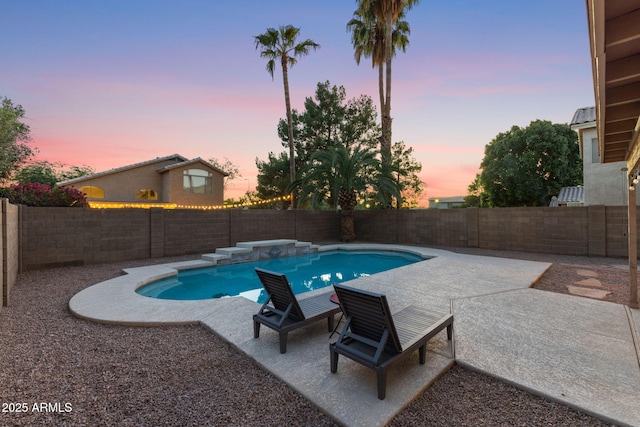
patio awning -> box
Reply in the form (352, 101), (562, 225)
(586, 0), (640, 168)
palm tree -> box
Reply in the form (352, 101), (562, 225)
(351, 0), (418, 167)
(254, 26), (320, 205)
(289, 143), (401, 242)
(347, 5), (410, 143)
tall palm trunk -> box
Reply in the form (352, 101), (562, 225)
(339, 188), (357, 242)
(281, 59), (296, 207)
(378, 61), (385, 122)
(381, 7), (394, 167)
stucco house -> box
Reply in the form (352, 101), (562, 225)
(428, 196), (466, 209)
(58, 154), (228, 207)
(570, 106), (637, 206)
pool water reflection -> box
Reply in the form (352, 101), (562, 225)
(136, 250), (426, 303)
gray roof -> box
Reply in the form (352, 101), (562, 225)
(557, 186), (585, 203)
(158, 157), (228, 176)
(570, 106), (596, 125)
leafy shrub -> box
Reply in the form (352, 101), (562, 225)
(0, 183), (88, 207)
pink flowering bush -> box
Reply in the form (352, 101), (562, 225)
(0, 183), (88, 207)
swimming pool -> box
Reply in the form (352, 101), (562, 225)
(136, 250), (425, 303)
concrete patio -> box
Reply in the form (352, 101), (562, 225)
(69, 244), (640, 426)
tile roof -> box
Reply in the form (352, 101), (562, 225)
(557, 186), (585, 203)
(570, 107), (596, 125)
(158, 157), (228, 176)
(57, 154), (190, 186)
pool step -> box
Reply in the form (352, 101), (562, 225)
(201, 239), (318, 266)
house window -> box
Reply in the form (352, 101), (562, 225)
(80, 186), (105, 199)
(136, 189), (158, 200)
(183, 169), (212, 194)
(591, 138), (600, 164)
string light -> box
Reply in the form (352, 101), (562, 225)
(630, 170), (640, 191)
(88, 195), (293, 210)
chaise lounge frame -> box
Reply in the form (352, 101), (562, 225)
(330, 283), (454, 400)
(253, 267), (341, 354)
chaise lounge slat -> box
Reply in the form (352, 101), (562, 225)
(253, 268), (341, 354)
(330, 283), (453, 400)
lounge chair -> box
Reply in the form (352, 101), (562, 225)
(330, 283), (453, 400)
(253, 267), (342, 353)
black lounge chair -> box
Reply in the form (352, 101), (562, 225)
(253, 267), (341, 354)
(330, 283), (454, 400)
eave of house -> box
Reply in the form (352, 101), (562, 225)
(57, 154), (190, 186)
(586, 0), (640, 170)
(158, 157), (229, 177)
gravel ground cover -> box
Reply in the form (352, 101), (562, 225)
(0, 249), (624, 426)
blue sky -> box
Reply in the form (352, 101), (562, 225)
(3, 1), (594, 203)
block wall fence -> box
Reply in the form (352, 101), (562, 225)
(2, 201), (639, 307)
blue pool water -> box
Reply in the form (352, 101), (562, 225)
(136, 250), (425, 303)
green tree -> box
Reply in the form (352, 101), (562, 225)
(208, 156), (241, 191)
(471, 120), (582, 207)
(390, 141), (424, 208)
(277, 81), (380, 169)
(464, 175), (483, 207)
(254, 25), (320, 199)
(14, 161), (58, 186)
(289, 143), (401, 241)
(351, 0), (418, 168)
(15, 161), (94, 186)
(59, 164), (94, 181)
(255, 152), (292, 209)
(0, 97), (35, 182)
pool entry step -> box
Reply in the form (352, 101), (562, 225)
(202, 239), (318, 266)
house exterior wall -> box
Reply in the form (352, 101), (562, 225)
(574, 124), (638, 206)
(60, 159), (225, 206)
(62, 160), (176, 202)
(581, 127), (630, 205)
(162, 163), (225, 206)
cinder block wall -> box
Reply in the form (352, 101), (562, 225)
(19, 207), (341, 270)
(160, 209), (231, 256)
(477, 207), (590, 255)
(606, 206), (630, 258)
(14, 205), (640, 273)
(21, 207), (151, 270)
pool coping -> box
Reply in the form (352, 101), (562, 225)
(68, 243), (443, 326)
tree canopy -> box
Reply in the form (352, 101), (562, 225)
(468, 120), (582, 207)
(256, 81), (424, 209)
(277, 81), (379, 164)
(390, 141), (424, 207)
(350, 0), (419, 170)
(289, 142), (401, 241)
(0, 97), (35, 182)
(208, 156), (241, 191)
(15, 161), (94, 186)
(255, 151), (292, 209)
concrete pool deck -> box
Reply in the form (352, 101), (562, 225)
(69, 244), (640, 427)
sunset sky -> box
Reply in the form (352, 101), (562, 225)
(3, 1), (594, 205)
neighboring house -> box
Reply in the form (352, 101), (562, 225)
(58, 154), (229, 207)
(570, 106), (632, 206)
(428, 196), (466, 209)
(549, 186), (585, 207)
